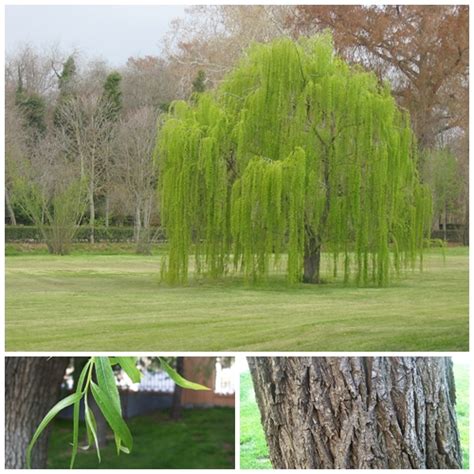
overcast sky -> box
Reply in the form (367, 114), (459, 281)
(5, 5), (187, 65)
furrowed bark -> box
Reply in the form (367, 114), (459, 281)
(248, 357), (462, 469)
(5, 357), (69, 469)
(170, 357), (184, 420)
(303, 235), (321, 283)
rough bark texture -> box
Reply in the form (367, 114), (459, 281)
(5, 357), (70, 469)
(170, 357), (185, 420)
(248, 357), (462, 469)
(463, 200), (469, 245)
(303, 235), (321, 283)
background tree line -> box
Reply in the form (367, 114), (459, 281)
(5, 4), (469, 254)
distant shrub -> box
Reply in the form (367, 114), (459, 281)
(6, 225), (164, 243)
(5, 226), (42, 241)
(424, 238), (447, 248)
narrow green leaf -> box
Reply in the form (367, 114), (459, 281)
(94, 357), (123, 453)
(159, 358), (210, 391)
(90, 381), (133, 452)
(84, 398), (101, 463)
(70, 359), (92, 469)
(95, 357), (121, 414)
(114, 433), (122, 456)
(27, 392), (82, 468)
(116, 357), (142, 384)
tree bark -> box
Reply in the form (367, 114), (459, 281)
(303, 234), (321, 283)
(134, 204), (141, 245)
(5, 188), (17, 225)
(463, 197), (469, 246)
(248, 357), (462, 469)
(105, 193), (110, 228)
(170, 357), (184, 420)
(89, 183), (95, 244)
(5, 357), (70, 469)
(444, 202), (448, 241)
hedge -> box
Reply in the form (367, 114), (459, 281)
(5, 225), (463, 244)
(5, 226), (165, 242)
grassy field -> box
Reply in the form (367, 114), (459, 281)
(240, 363), (470, 469)
(5, 246), (468, 351)
(454, 362), (470, 469)
(240, 372), (272, 469)
(47, 408), (235, 469)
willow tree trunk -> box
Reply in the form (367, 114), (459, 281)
(248, 357), (462, 469)
(5, 357), (69, 469)
(463, 199), (469, 245)
(170, 357), (184, 420)
(303, 234), (321, 283)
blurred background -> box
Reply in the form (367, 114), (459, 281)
(5, 356), (235, 469)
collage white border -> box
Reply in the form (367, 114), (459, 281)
(1, 0), (472, 472)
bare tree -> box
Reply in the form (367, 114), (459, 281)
(10, 132), (87, 254)
(5, 44), (66, 101)
(164, 5), (297, 96)
(121, 56), (176, 112)
(5, 92), (28, 225)
(57, 94), (116, 243)
(114, 107), (158, 253)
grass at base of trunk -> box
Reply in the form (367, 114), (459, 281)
(240, 363), (469, 469)
(454, 362), (470, 469)
(240, 372), (272, 469)
(5, 247), (468, 351)
(47, 408), (235, 469)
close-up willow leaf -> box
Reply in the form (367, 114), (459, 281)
(115, 356), (142, 383)
(26, 392), (83, 468)
(90, 381), (133, 453)
(159, 358), (210, 391)
(27, 356), (211, 469)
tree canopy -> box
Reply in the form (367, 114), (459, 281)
(158, 34), (431, 286)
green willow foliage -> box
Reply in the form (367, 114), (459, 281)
(158, 34), (431, 286)
(27, 357), (209, 469)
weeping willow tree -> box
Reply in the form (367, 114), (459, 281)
(158, 34), (431, 285)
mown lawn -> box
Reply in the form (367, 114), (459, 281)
(5, 247), (468, 351)
(240, 372), (272, 469)
(454, 362), (470, 469)
(240, 362), (470, 469)
(47, 408), (235, 469)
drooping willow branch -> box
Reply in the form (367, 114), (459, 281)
(157, 33), (431, 286)
(27, 357), (209, 469)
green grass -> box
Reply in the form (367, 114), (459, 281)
(5, 247), (468, 351)
(240, 363), (470, 469)
(47, 408), (235, 469)
(240, 372), (272, 469)
(454, 362), (470, 469)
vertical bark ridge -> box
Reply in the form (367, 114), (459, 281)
(248, 357), (462, 469)
(5, 357), (69, 469)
